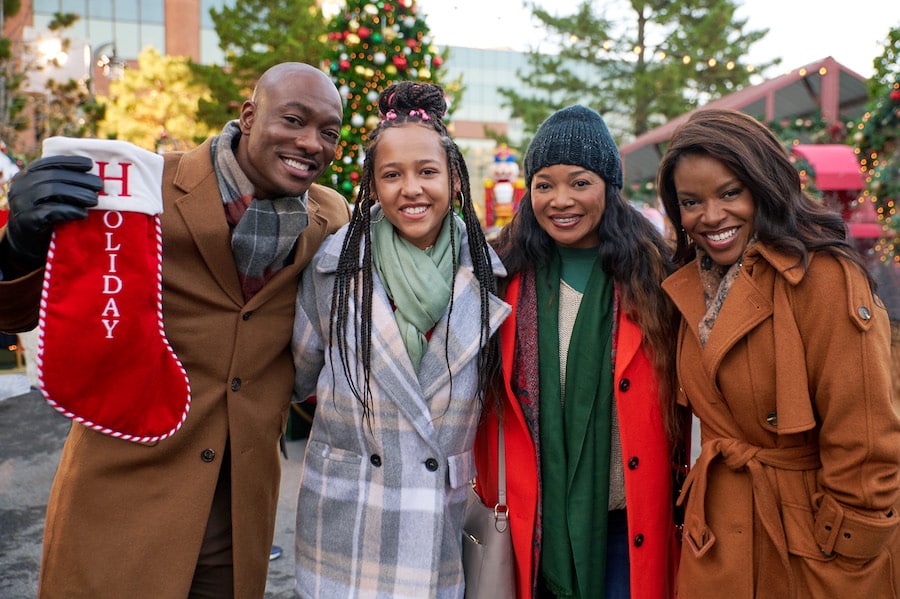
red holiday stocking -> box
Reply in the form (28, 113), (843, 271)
(37, 137), (190, 443)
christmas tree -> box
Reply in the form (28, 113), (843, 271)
(323, 0), (448, 200)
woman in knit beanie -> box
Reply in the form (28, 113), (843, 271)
(473, 105), (685, 598)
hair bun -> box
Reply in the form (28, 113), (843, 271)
(379, 82), (446, 121)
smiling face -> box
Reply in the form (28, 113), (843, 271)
(530, 164), (606, 249)
(673, 153), (756, 266)
(237, 67), (343, 199)
(372, 124), (452, 249)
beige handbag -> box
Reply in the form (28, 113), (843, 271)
(463, 421), (516, 598)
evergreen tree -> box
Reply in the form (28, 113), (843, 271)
(192, 0), (328, 131)
(501, 0), (775, 144)
(868, 25), (900, 100)
(323, 0), (448, 200)
(98, 47), (218, 152)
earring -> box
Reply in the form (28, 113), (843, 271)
(453, 192), (464, 213)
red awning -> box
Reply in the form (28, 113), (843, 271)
(848, 222), (884, 238)
(847, 201), (884, 239)
(791, 144), (864, 191)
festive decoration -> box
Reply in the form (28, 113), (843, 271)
(766, 111), (860, 200)
(483, 144), (525, 229)
(855, 78), (900, 264)
(37, 138), (191, 443)
(323, 0), (449, 200)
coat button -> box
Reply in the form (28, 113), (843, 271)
(618, 378), (630, 392)
(628, 456), (639, 469)
(424, 458), (439, 471)
(766, 412), (778, 426)
(201, 449), (216, 462)
(370, 454), (382, 467)
(231, 377), (241, 391)
(633, 533), (644, 547)
(242, 311), (253, 321)
(858, 306), (871, 321)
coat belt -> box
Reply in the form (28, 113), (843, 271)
(678, 438), (821, 594)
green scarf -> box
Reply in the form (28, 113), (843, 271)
(537, 248), (615, 599)
(372, 208), (461, 370)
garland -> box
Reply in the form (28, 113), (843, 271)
(853, 79), (900, 263)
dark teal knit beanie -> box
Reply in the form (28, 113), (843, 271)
(524, 105), (623, 189)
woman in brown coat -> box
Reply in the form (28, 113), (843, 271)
(657, 109), (900, 598)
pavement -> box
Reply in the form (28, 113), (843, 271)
(0, 372), (305, 598)
(0, 370), (704, 597)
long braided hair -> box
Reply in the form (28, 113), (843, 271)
(330, 81), (500, 425)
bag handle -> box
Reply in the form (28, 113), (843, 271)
(494, 419), (509, 533)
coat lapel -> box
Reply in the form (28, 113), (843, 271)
(665, 259), (773, 380)
(171, 176), (244, 307)
(365, 233), (510, 446)
(367, 279), (437, 440)
(418, 259), (510, 408)
(700, 271), (772, 379)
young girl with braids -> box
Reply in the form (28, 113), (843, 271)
(290, 81), (511, 598)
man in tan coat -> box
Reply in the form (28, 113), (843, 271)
(0, 63), (350, 598)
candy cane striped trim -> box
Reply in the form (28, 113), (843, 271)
(36, 214), (192, 444)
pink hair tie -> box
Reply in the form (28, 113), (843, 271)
(380, 109), (398, 124)
(409, 108), (430, 121)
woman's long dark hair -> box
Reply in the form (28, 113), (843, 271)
(657, 108), (875, 289)
(492, 177), (682, 448)
(330, 81), (499, 425)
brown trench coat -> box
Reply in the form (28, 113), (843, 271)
(662, 243), (900, 598)
(0, 137), (351, 598)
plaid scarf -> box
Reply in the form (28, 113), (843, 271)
(211, 121), (309, 300)
(697, 247), (746, 347)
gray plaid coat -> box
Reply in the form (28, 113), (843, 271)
(291, 223), (511, 598)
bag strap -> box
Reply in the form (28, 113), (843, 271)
(494, 418), (509, 532)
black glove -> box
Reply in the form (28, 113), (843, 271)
(3, 155), (103, 274)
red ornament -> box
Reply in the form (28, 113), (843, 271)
(358, 26), (371, 39)
(392, 55), (408, 70)
(339, 59), (351, 71)
(350, 171), (359, 182)
(890, 89), (900, 102)
(383, 3), (393, 12)
(406, 38), (417, 48)
(432, 56), (443, 67)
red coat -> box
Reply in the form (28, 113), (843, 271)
(473, 273), (680, 599)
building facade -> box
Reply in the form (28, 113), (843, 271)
(6, 0), (573, 211)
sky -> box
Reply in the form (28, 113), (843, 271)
(414, 0), (900, 80)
